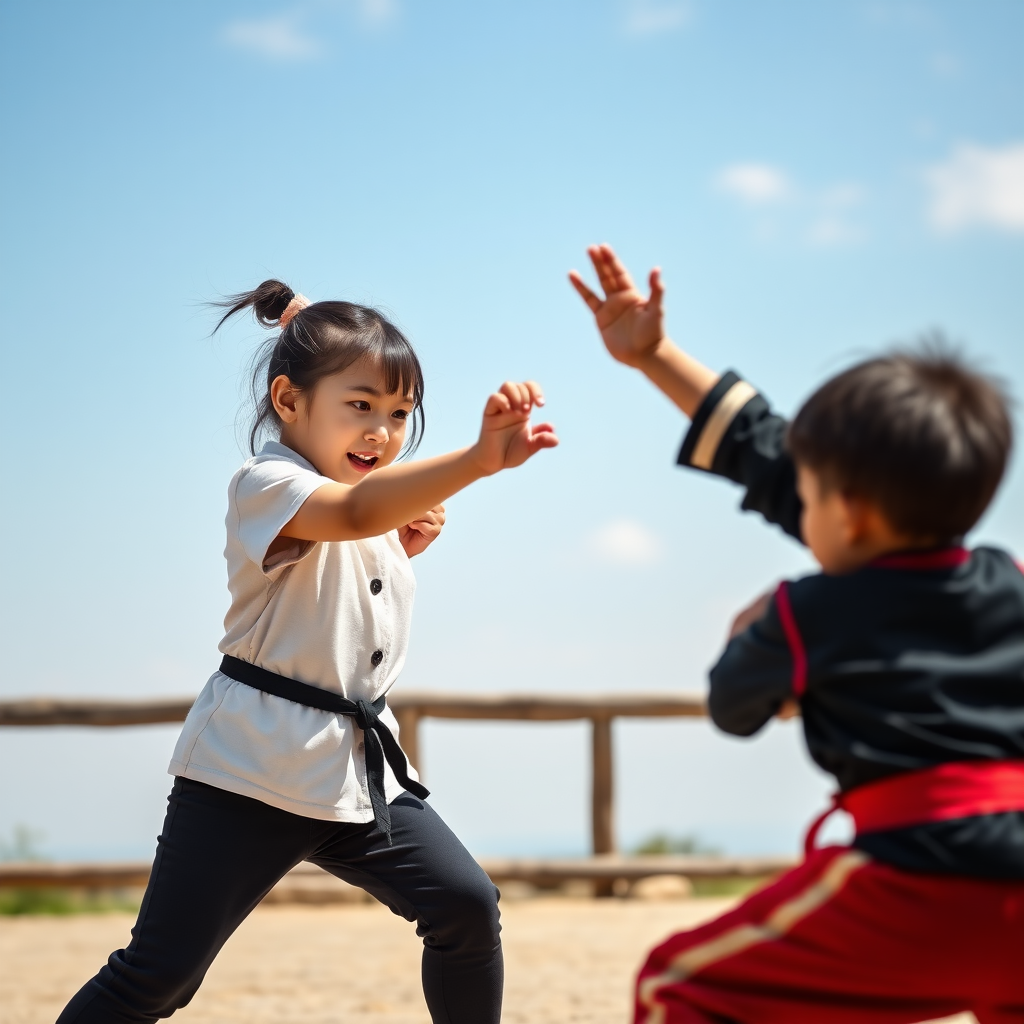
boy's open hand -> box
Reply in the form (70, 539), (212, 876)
(471, 381), (558, 475)
(569, 244), (666, 367)
(399, 504), (446, 558)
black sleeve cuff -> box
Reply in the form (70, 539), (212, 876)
(677, 370), (759, 473)
(675, 369), (804, 541)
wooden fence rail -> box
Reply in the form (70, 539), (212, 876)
(1, 691), (711, 892)
(0, 851), (798, 901)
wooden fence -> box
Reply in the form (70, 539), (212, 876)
(0, 691), (793, 894)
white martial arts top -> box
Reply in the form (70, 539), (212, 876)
(168, 441), (420, 821)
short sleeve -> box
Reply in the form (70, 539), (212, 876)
(231, 456), (331, 570)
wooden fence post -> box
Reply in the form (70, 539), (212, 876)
(590, 714), (615, 895)
(394, 707), (421, 778)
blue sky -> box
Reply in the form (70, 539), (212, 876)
(1, 0), (1022, 860)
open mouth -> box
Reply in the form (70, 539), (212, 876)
(347, 452), (379, 472)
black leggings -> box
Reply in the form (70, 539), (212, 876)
(57, 778), (502, 1024)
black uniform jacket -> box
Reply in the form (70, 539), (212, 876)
(678, 371), (1024, 878)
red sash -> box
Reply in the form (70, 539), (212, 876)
(804, 759), (1024, 855)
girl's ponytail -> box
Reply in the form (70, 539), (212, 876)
(213, 279), (296, 332)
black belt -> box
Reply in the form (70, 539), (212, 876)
(218, 655), (428, 844)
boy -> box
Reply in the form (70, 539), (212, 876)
(570, 245), (1024, 1023)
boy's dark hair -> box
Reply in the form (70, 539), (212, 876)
(214, 280), (425, 456)
(787, 340), (1013, 540)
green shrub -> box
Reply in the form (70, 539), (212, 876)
(0, 887), (141, 916)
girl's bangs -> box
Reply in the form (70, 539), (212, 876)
(376, 335), (424, 406)
(371, 328), (425, 458)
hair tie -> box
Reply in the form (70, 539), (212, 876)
(279, 293), (310, 329)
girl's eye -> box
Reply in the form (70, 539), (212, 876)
(351, 401), (371, 412)
(392, 409), (409, 421)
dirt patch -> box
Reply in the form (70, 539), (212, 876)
(0, 898), (976, 1023)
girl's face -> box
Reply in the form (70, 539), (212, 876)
(272, 356), (414, 484)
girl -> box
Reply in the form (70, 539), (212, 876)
(58, 280), (558, 1024)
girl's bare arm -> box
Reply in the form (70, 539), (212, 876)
(281, 382), (557, 543)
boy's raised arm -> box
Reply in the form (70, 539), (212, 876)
(571, 243), (804, 541)
(569, 244), (718, 419)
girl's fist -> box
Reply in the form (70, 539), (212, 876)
(472, 381), (559, 474)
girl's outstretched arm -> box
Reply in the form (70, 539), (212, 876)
(280, 381), (558, 543)
(569, 243), (718, 419)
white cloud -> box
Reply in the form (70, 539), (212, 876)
(806, 217), (864, 247)
(625, 0), (691, 36)
(223, 14), (321, 60)
(806, 183), (866, 247)
(716, 165), (867, 246)
(716, 164), (790, 205)
(585, 520), (662, 567)
(356, 0), (399, 27)
(926, 143), (1024, 234)
(818, 183), (864, 209)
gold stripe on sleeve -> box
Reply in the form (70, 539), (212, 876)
(689, 380), (758, 471)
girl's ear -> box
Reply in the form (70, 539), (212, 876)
(270, 375), (302, 423)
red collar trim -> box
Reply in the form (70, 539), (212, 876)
(870, 547), (969, 570)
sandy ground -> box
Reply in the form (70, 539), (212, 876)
(0, 897), (976, 1024)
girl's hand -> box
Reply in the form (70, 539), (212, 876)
(569, 244), (666, 367)
(398, 504), (446, 558)
(470, 381), (559, 476)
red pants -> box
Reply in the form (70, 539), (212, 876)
(635, 846), (1024, 1024)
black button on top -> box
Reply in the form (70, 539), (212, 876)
(370, 578), (383, 595)
(371, 650), (384, 668)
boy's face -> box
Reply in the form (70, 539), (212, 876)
(797, 463), (931, 573)
(797, 465), (855, 573)
(796, 464), (904, 575)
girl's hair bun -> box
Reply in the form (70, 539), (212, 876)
(213, 279), (296, 332)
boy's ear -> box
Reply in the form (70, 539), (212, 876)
(270, 374), (301, 423)
(840, 490), (900, 548)
(837, 490), (875, 546)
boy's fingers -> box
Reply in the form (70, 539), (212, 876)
(648, 268), (665, 311)
(649, 267), (664, 298)
(592, 246), (621, 294)
(568, 272), (603, 312)
(599, 244), (636, 293)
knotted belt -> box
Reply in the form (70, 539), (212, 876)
(218, 655), (429, 844)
